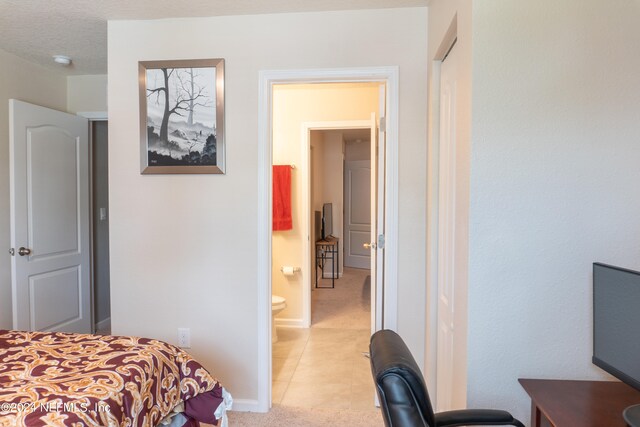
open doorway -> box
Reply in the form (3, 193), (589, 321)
(91, 121), (111, 334)
(257, 67), (399, 412)
(269, 82), (380, 409)
(309, 128), (372, 329)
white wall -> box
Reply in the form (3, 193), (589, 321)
(467, 0), (640, 423)
(108, 8), (427, 408)
(67, 74), (108, 114)
(271, 83), (379, 325)
(0, 48), (68, 328)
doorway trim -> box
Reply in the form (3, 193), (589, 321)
(257, 66), (399, 411)
(300, 120), (373, 328)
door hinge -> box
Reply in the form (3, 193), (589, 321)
(377, 234), (385, 249)
(379, 117), (386, 133)
(8, 248), (15, 256)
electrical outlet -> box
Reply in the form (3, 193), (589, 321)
(177, 328), (191, 348)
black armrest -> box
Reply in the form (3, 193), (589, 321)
(370, 330), (525, 427)
(434, 409), (525, 427)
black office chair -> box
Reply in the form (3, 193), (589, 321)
(369, 329), (524, 427)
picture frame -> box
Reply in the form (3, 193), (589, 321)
(138, 58), (225, 174)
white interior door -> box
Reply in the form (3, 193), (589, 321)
(344, 159), (371, 269)
(10, 99), (91, 333)
(436, 44), (458, 411)
(368, 111), (386, 332)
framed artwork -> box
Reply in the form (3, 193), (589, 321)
(138, 58), (225, 174)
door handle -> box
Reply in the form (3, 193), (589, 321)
(363, 242), (377, 250)
(18, 247), (32, 256)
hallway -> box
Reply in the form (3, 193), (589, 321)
(312, 266), (371, 329)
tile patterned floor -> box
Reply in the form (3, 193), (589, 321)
(273, 267), (377, 411)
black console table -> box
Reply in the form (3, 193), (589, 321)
(315, 237), (339, 288)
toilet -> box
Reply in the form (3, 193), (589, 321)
(271, 295), (287, 343)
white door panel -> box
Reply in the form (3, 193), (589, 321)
(30, 267), (81, 330)
(10, 99), (91, 333)
(349, 168), (371, 223)
(349, 231), (371, 257)
(344, 160), (371, 269)
(29, 127), (80, 258)
(436, 45), (458, 411)
(370, 111), (384, 333)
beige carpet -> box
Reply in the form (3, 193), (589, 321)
(226, 404), (383, 426)
(312, 267), (371, 329)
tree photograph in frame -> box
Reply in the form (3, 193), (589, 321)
(138, 58), (225, 174)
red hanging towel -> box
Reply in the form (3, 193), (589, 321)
(273, 165), (292, 231)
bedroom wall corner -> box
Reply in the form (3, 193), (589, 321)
(467, 0), (640, 422)
(107, 7), (427, 407)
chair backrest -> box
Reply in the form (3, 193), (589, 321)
(369, 329), (435, 427)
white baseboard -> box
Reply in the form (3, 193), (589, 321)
(229, 399), (263, 412)
(95, 317), (111, 332)
(274, 317), (304, 328)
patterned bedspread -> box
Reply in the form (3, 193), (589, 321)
(0, 330), (223, 427)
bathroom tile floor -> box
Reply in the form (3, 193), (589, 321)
(272, 267), (377, 411)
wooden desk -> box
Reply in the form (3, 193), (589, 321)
(519, 378), (640, 427)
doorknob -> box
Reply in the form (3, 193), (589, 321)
(363, 242), (377, 250)
(18, 247), (32, 256)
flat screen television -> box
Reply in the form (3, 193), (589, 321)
(593, 262), (640, 392)
(322, 203), (332, 240)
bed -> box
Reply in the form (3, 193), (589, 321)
(0, 330), (231, 427)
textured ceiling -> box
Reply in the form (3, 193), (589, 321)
(0, 0), (427, 75)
